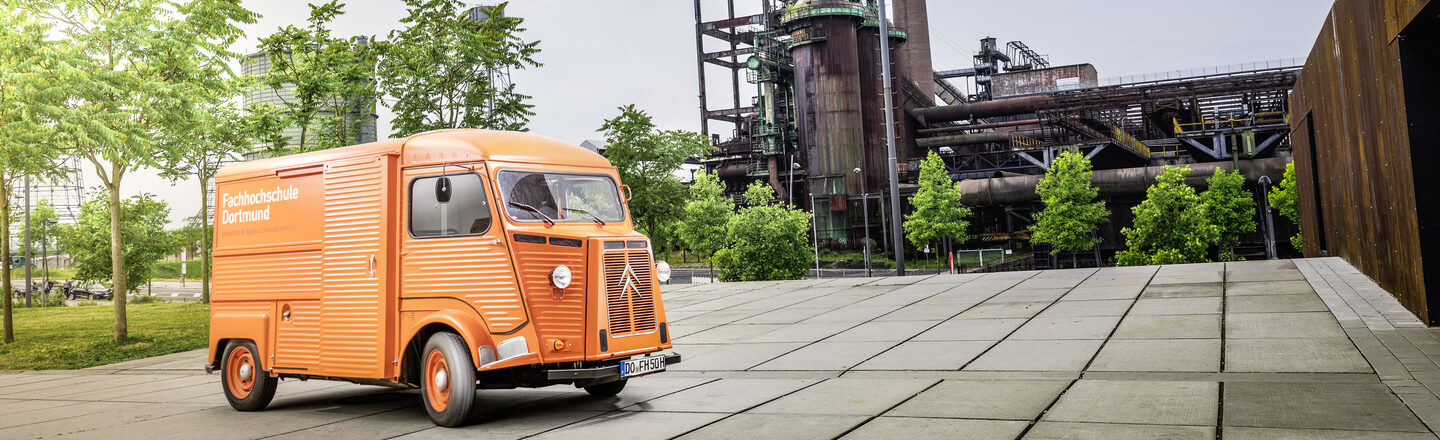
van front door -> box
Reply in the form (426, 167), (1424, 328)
(400, 165), (527, 366)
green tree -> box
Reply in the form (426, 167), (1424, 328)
(598, 105), (713, 250)
(257, 0), (377, 153)
(56, 194), (182, 295)
(41, 0), (256, 341)
(1116, 166), (1218, 266)
(1031, 151), (1108, 267)
(26, 200), (59, 254)
(1200, 168), (1257, 261)
(676, 171), (734, 279)
(903, 150), (972, 258)
(0, 4), (72, 343)
(377, 1), (540, 136)
(712, 182), (812, 281)
(1269, 161), (1301, 251)
(159, 89), (283, 304)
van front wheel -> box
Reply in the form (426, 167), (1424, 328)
(421, 332), (477, 427)
(221, 340), (277, 411)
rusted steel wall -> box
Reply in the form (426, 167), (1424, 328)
(1289, 0), (1434, 322)
(992, 64), (1099, 98)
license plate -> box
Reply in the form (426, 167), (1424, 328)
(619, 355), (666, 378)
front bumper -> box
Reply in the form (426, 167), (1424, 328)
(545, 353), (682, 381)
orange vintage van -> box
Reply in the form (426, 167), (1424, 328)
(206, 129), (678, 426)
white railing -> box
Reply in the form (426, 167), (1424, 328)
(1099, 57), (1305, 87)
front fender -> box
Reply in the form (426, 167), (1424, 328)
(400, 299), (498, 367)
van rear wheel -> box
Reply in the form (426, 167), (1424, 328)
(584, 379), (627, 397)
(221, 340), (277, 411)
(421, 332), (477, 427)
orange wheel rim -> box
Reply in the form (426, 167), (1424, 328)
(425, 350), (450, 412)
(226, 346), (255, 399)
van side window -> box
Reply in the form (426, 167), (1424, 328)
(410, 173), (492, 238)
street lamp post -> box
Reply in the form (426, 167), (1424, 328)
(877, 0), (905, 275)
(41, 219), (56, 303)
(854, 167), (871, 277)
(789, 156), (799, 205)
(23, 176), (31, 308)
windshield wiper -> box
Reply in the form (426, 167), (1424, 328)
(564, 207), (606, 226)
(508, 202), (555, 226)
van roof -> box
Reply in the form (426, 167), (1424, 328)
(216, 129), (613, 182)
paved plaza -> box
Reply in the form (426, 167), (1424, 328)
(4, 257), (1440, 439)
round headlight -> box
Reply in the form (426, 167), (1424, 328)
(656, 260), (671, 282)
(550, 265), (572, 288)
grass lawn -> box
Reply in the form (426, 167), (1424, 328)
(0, 302), (209, 370)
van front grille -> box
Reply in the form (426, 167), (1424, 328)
(602, 250), (657, 336)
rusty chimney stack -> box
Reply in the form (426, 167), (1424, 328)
(891, 0), (933, 102)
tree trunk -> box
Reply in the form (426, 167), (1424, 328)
(1072, 252), (1078, 269)
(1, 181), (13, 344)
(199, 179), (211, 304)
(110, 183), (127, 342)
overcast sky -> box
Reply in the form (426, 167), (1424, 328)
(69, 0), (1334, 227)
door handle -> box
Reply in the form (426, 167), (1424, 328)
(369, 254), (376, 278)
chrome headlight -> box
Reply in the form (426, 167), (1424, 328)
(550, 265), (572, 288)
(655, 260), (671, 282)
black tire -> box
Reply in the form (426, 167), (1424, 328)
(584, 379), (627, 397)
(420, 332), (477, 427)
(221, 340), (277, 411)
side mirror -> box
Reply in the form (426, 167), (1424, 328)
(435, 176), (452, 203)
(621, 184), (633, 202)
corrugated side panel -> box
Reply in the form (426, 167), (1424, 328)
(511, 240), (587, 362)
(213, 251), (322, 297)
(275, 300), (322, 369)
(321, 157), (390, 378)
(401, 238), (528, 332)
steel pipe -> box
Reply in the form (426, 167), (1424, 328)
(916, 129), (1047, 148)
(958, 157), (1291, 205)
(914, 95), (1055, 124)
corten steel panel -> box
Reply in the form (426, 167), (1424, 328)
(320, 155), (396, 378)
(792, 15), (865, 196)
(993, 64), (1099, 98)
(1290, 0), (1433, 322)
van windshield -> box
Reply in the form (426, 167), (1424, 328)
(498, 170), (625, 223)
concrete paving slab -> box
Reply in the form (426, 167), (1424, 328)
(678, 413), (867, 440)
(553, 377), (717, 412)
(886, 379), (1071, 420)
(1227, 268), (1307, 282)
(841, 417), (1028, 440)
(749, 378), (936, 415)
(826, 320), (939, 342)
(668, 342), (806, 371)
(1227, 293), (1328, 313)
(966, 339), (1104, 371)
(802, 305), (899, 323)
(1043, 380), (1218, 426)
(3, 402), (216, 438)
(527, 411), (728, 440)
(1112, 314), (1221, 339)
(956, 301), (1048, 319)
(913, 318), (1027, 341)
(1225, 338), (1371, 373)
(1089, 339), (1221, 372)
(1226, 312), (1346, 339)
(873, 301), (977, 321)
(1023, 422), (1215, 439)
(852, 340), (995, 371)
(990, 288), (1071, 303)
(1140, 282), (1222, 298)
(676, 324), (788, 344)
(1223, 427), (1439, 439)
(1224, 381), (1429, 432)
(1036, 299), (1133, 317)
(1148, 271), (1223, 285)
(1127, 297), (1222, 315)
(1226, 280), (1317, 296)
(395, 410), (604, 440)
(1061, 285), (1144, 301)
(1009, 316), (1122, 340)
(746, 322), (855, 343)
(752, 341), (899, 371)
(265, 406), (435, 440)
(622, 378), (819, 413)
